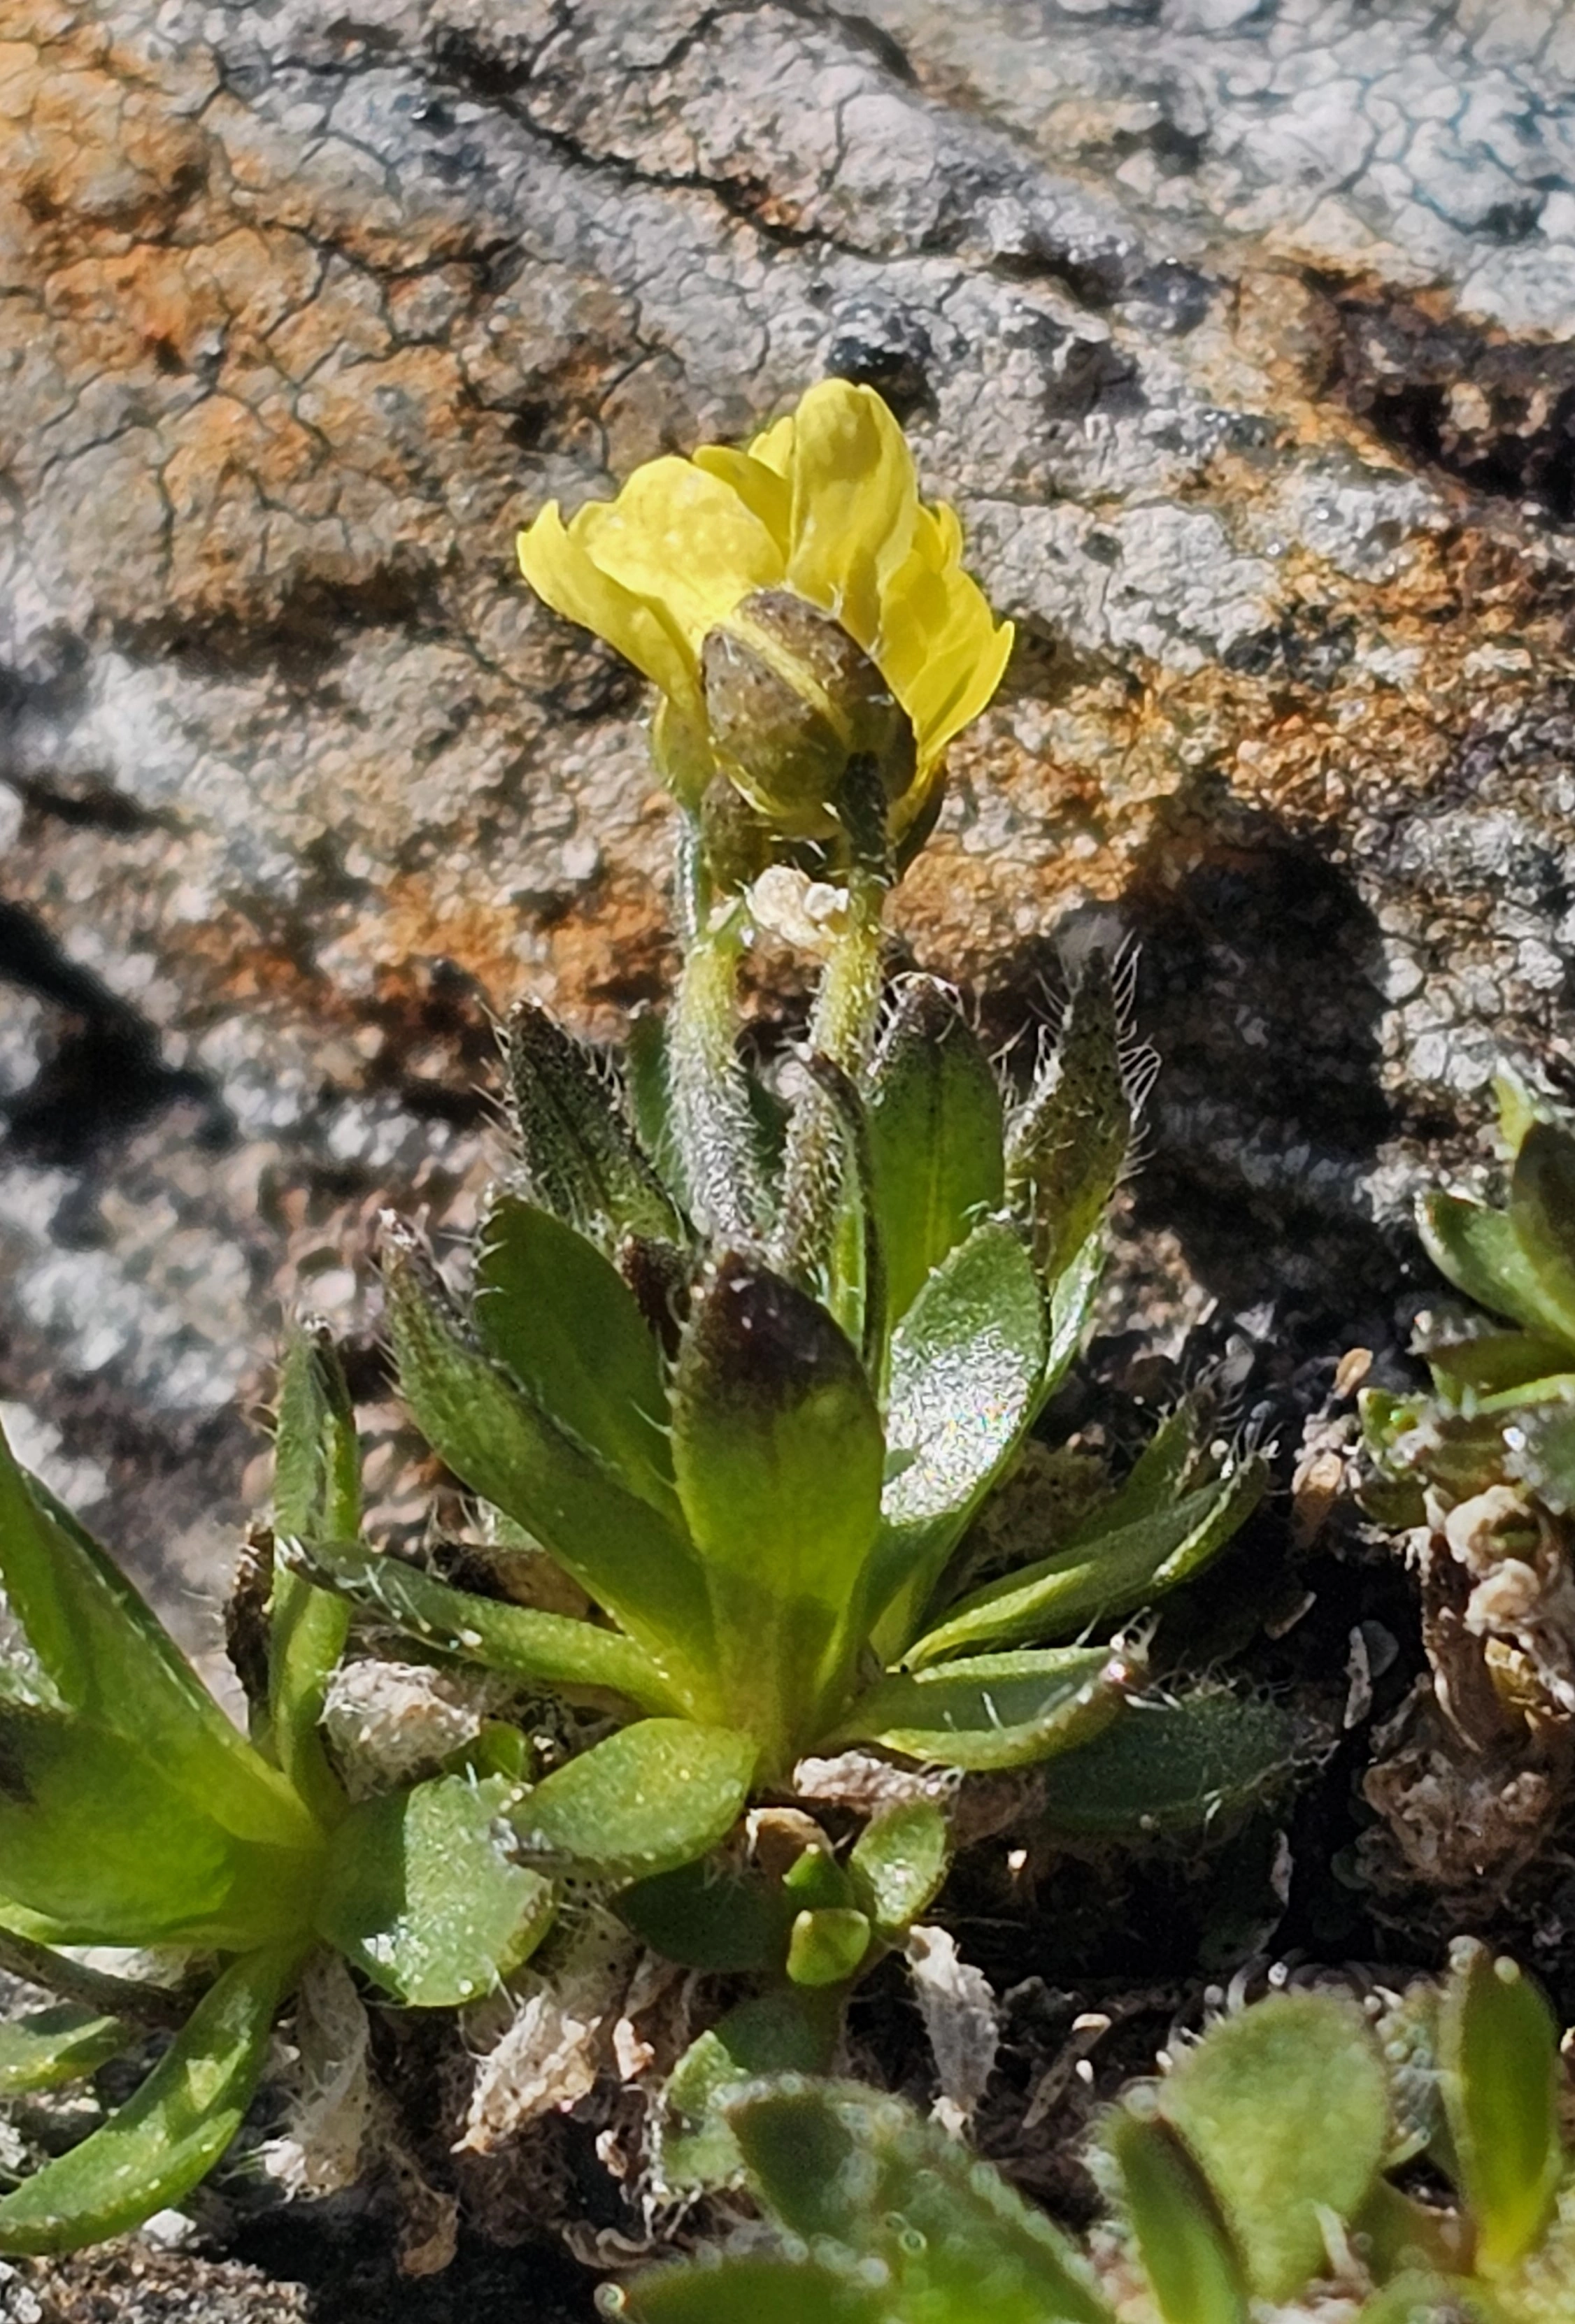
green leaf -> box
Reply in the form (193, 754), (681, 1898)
(730, 2080), (1115, 2323)
(1419, 1193), (1574, 1347)
(511, 1719), (756, 1884)
(1509, 1123), (1575, 1351)
(0, 1424), (318, 1853)
(0, 1943), (297, 2256)
(473, 1195), (678, 1514)
(671, 1254), (884, 1765)
(1502, 1384), (1575, 1516)
(828, 1644), (1131, 1772)
(1036, 1690), (1300, 1839)
(285, 1537), (681, 1713)
(846, 1797), (950, 1938)
(1355, 2273), (1502, 2324)
(381, 1221), (714, 1692)
(1421, 1329), (1575, 1402)
(1439, 1942), (1561, 2276)
(505, 996), (683, 1245)
(1006, 951), (1134, 1293)
(624, 2253), (884, 2324)
(657, 1990), (841, 2193)
(0, 2006), (134, 2097)
(269, 1325), (357, 1821)
(906, 1460), (1267, 1667)
(864, 976), (1005, 1334)
(866, 1221), (1048, 1659)
(1157, 1991), (1391, 2302)
(1109, 2108), (1249, 2324)
(619, 1856), (795, 1972)
(0, 1430), (323, 1948)
(314, 1772), (555, 2007)
(785, 1907), (870, 1987)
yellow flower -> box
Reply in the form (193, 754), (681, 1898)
(517, 380), (1013, 835)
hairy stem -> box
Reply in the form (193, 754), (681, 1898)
(669, 900), (767, 1245)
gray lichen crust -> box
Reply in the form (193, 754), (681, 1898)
(3, 0), (1575, 1632)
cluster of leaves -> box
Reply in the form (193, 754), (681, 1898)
(1364, 1074), (1575, 1534)
(619, 1943), (1575, 2323)
(0, 943), (1288, 2251)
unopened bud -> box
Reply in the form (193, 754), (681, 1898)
(701, 588), (915, 837)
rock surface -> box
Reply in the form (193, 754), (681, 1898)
(3, 0), (1574, 1680)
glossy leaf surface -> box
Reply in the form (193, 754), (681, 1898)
(830, 1644), (1129, 1771)
(867, 1219), (1047, 1655)
(658, 1988), (841, 2192)
(287, 1536), (680, 1712)
(315, 1773), (555, 2007)
(512, 1719), (756, 1883)
(1509, 1122), (1575, 1349)
(846, 1796), (950, 1937)
(474, 1194), (678, 1512)
(0, 2005), (133, 2097)
(908, 1461), (1265, 1666)
(0, 1426), (321, 1946)
(0, 1944), (296, 2255)
(619, 1856), (795, 1972)
(382, 1222), (713, 1679)
(671, 1254), (883, 1758)
(1420, 1193), (1572, 1347)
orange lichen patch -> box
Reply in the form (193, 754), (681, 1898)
(540, 877), (676, 1032)
(1, 15), (210, 246)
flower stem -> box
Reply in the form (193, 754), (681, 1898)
(770, 851), (889, 1293)
(668, 894), (767, 1247)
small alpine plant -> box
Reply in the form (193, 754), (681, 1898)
(0, 380), (1274, 2255)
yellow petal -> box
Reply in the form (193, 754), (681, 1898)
(874, 511), (965, 705)
(784, 381), (918, 652)
(518, 503), (697, 710)
(576, 458), (784, 655)
(746, 411), (797, 477)
(691, 446), (792, 555)
(909, 614), (1015, 764)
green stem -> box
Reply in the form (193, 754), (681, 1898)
(668, 901), (766, 1247)
(770, 861), (888, 1289)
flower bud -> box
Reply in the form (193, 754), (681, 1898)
(701, 588), (915, 838)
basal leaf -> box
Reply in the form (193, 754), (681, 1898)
(730, 2080), (1115, 2323)
(0, 2005), (134, 2097)
(657, 1989), (841, 2193)
(1509, 1123), (1575, 1351)
(1109, 2109), (1249, 2324)
(473, 1195), (678, 1514)
(0, 1425), (318, 1857)
(1501, 1383), (1575, 1516)
(285, 1537), (681, 1713)
(315, 1772), (555, 2008)
(1157, 1990), (1390, 2303)
(828, 1644), (1131, 1772)
(1036, 1690), (1299, 1839)
(1439, 1942), (1561, 2276)
(867, 1220), (1047, 1659)
(671, 1254), (884, 1763)
(906, 1460), (1266, 1667)
(382, 1221), (713, 1690)
(511, 1719), (756, 1884)
(0, 1943), (297, 2256)
(1419, 1193), (1574, 1347)
(505, 997), (683, 1245)
(269, 1325), (357, 1821)
(846, 1796), (950, 1938)
(864, 976), (1005, 1335)
(619, 1856), (795, 1972)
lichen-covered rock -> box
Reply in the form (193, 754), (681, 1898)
(3, 0), (1575, 1659)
